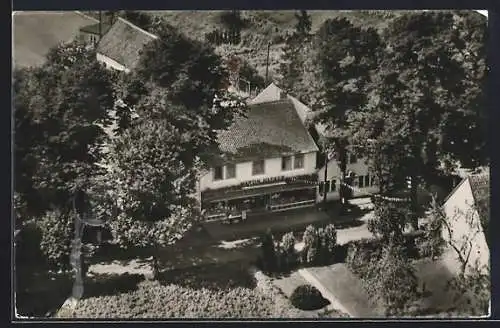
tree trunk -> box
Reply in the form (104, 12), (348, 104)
(70, 217), (84, 300)
(338, 146), (348, 214)
(409, 110), (419, 231)
(410, 175), (419, 230)
(152, 246), (160, 280)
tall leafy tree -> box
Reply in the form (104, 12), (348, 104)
(14, 41), (116, 216)
(103, 23), (246, 264)
(14, 41), (117, 269)
(100, 114), (202, 250)
(278, 10), (312, 94)
(313, 18), (383, 208)
(124, 22), (240, 131)
(347, 11), (487, 227)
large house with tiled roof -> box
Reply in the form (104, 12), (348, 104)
(199, 99), (320, 221)
(251, 83), (379, 203)
(441, 171), (490, 273)
(91, 18), (376, 220)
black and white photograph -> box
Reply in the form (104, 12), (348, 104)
(12, 9), (490, 319)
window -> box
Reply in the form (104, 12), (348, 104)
(331, 179), (337, 192)
(319, 182), (325, 194)
(281, 156), (292, 171)
(325, 181), (331, 193)
(226, 164), (236, 179)
(358, 176), (365, 188)
(365, 175), (370, 187)
(252, 159), (265, 175)
(349, 153), (357, 164)
(213, 166), (223, 181)
(294, 153), (305, 169)
(370, 176), (376, 186)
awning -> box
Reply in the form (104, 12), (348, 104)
(202, 182), (317, 203)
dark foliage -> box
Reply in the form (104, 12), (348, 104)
(290, 284), (330, 310)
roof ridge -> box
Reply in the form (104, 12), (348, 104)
(116, 16), (159, 40)
(250, 98), (292, 106)
(74, 11), (100, 23)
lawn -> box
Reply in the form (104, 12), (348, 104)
(13, 11), (97, 68)
(302, 264), (376, 317)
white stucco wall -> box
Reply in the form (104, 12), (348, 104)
(316, 157), (378, 201)
(199, 151), (317, 191)
(441, 178), (489, 274)
(96, 53), (130, 73)
(250, 83), (283, 104)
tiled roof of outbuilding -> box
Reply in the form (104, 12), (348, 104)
(96, 17), (157, 70)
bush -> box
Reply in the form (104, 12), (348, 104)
(38, 209), (74, 270)
(258, 229), (277, 273)
(290, 284), (330, 310)
(368, 196), (412, 243)
(345, 237), (383, 277)
(321, 224), (337, 263)
(302, 225), (320, 264)
(365, 243), (419, 314)
(278, 232), (298, 271)
(300, 224), (338, 266)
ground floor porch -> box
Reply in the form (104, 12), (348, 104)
(201, 184), (317, 223)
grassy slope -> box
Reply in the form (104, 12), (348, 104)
(149, 10), (403, 79)
(12, 11), (98, 68)
(73, 10), (408, 80)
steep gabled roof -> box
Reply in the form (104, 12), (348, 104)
(96, 17), (158, 71)
(216, 99), (319, 159)
(469, 172), (490, 223)
(251, 83), (333, 139)
(79, 22), (112, 36)
(442, 171), (490, 245)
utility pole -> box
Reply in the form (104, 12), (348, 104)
(98, 11), (103, 43)
(323, 153), (328, 209)
(265, 42), (271, 85)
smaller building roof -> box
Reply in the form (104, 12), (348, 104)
(216, 99), (319, 160)
(468, 172), (490, 223)
(96, 17), (158, 71)
(79, 22), (112, 36)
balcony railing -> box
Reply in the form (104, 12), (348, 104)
(204, 173), (318, 195)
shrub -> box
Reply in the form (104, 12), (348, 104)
(290, 284), (330, 310)
(345, 237), (383, 277)
(321, 224), (337, 263)
(258, 229), (277, 273)
(302, 225), (319, 264)
(300, 224), (338, 266)
(38, 209), (74, 270)
(362, 243), (419, 315)
(368, 196), (412, 243)
(279, 232), (297, 271)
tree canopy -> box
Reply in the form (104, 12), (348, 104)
(14, 41), (117, 217)
(346, 11), (487, 193)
